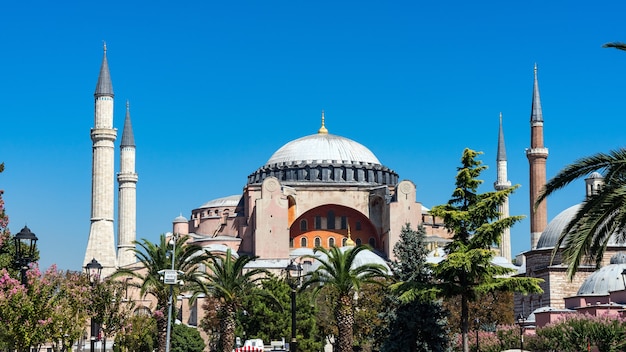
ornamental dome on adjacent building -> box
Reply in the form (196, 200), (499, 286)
(536, 204), (626, 249)
(576, 252), (626, 295)
(247, 112), (398, 186)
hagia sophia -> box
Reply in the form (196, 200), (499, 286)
(83, 43), (626, 333)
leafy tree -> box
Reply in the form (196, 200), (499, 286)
(443, 291), (514, 340)
(535, 148), (626, 278)
(380, 223), (448, 352)
(301, 245), (389, 352)
(171, 323), (205, 352)
(113, 314), (158, 352)
(112, 234), (208, 352)
(193, 248), (272, 352)
(238, 274), (322, 352)
(89, 278), (135, 352)
(398, 149), (543, 352)
(0, 163), (12, 270)
(603, 42), (626, 51)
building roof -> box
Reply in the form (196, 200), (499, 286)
(266, 132), (381, 166)
(120, 101), (135, 147)
(95, 43), (114, 97)
(577, 261), (626, 296)
(537, 204), (626, 249)
(199, 194), (242, 209)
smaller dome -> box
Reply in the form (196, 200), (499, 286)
(577, 263), (626, 295)
(587, 172), (604, 179)
(610, 252), (626, 264)
(173, 214), (188, 223)
(199, 195), (241, 209)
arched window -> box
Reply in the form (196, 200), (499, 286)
(315, 216), (322, 229)
(327, 210), (335, 229)
(341, 216), (347, 229)
(328, 237), (335, 247)
(356, 238), (362, 246)
(300, 237), (308, 248)
(368, 237), (376, 248)
(342, 238), (348, 246)
(356, 221), (362, 230)
(314, 237), (321, 247)
(289, 237), (294, 248)
(300, 219), (308, 231)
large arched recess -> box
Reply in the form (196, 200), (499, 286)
(289, 204), (381, 252)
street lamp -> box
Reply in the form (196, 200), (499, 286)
(474, 317), (480, 352)
(85, 258), (103, 352)
(159, 234), (180, 352)
(516, 314), (526, 352)
(14, 225), (38, 285)
(285, 260), (303, 352)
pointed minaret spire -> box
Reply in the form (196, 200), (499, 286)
(526, 64), (549, 250)
(120, 101), (135, 147)
(85, 44), (118, 277)
(494, 113), (512, 261)
(95, 42), (114, 97)
(117, 100), (138, 267)
(318, 110), (328, 134)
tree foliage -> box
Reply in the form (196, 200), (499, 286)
(302, 245), (389, 352)
(535, 148), (626, 278)
(113, 314), (158, 352)
(380, 224), (448, 352)
(397, 149), (543, 352)
(112, 234), (208, 352)
(171, 323), (205, 352)
(194, 248), (272, 352)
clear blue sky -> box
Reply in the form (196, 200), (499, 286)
(2, 0), (626, 271)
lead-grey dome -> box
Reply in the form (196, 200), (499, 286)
(537, 204), (626, 249)
(266, 133), (381, 166)
(577, 262), (626, 295)
(248, 126), (398, 186)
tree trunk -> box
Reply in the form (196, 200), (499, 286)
(219, 304), (237, 352)
(335, 294), (355, 352)
(156, 310), (168, 352)
(461, 294), (469, 352)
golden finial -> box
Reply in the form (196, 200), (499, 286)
(103, 41), (107, 53)
(318, 110), (328, 134)
(345, 224), (355, 247)
(433, 242), (439, 257)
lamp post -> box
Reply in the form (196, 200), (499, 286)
(14, 226), (38, 286)
(85, 258), (103, 352)
(160, 234), (179, 352)
(285, 260), (302, 352)
(516, 314), (526, 352)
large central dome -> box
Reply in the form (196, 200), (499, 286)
(266, 133), (381, 166)
(247, 113), (398, 186)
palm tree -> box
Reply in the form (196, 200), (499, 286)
(193, 248), (271, 352)
(535, 148), (626, 278)
(112, 234), (207, 352)
(302, 245), (389, 352)
(603, 42), (626, 51)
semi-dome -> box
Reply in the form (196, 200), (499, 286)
(248, 115), (398, 186)
(537, 204), (626, 249)
(266, 133), (381, 166)
(577, 262), (626, 295)
(199, 195), (242, 209)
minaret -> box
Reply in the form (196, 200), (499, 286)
(526, 64), (549, 250)
(494, 112), (512, 261)
(84, 43), (118, 277)
(117, 101), (138, 267)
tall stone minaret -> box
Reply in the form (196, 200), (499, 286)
(84, 43), (118, 277)
(526, 64), (549, 250)
(494, 112), (512, 261)
(117, 101), (138, 267)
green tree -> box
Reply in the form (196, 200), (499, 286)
(380, 223), (448, 352)
(302, 245), (389, 352)
(401, 149), (542, 352)
(113, 314), (158, 352)
(535, 148), (626, 278)
(171, 323), (205, 352)
(194, 248), (272, 352)
(89, 278), (134, 352)
(239, 274), (322, 352)
(112, 234), (208, 352)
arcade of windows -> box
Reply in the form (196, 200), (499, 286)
(295, 210), (375, 248)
